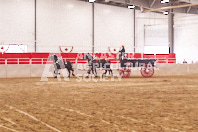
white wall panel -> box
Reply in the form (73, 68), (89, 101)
(135, 11), (168, 53)
(0, 63), (198, 78)
(0, 0), (35, 52)
(37, 0), (92, 53)
(7, 64), (31, 78)
(0, 65), (6, 78)
(94, 4), (134, 53)
(174, 13), (198, 63)
(145, 25), (168, 46)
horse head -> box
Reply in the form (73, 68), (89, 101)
(48, 54), (58, 62)
(83, 53), (93, 62)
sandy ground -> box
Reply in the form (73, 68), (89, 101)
(0, 74), (198, 132)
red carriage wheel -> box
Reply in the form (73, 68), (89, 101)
(120, 68), (131, 78)
(140, 63), (154, 78)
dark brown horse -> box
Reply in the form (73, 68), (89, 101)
(48, 54), (75, 78)
(83, 53), (113, 78)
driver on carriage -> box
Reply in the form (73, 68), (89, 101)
(120, 45), (126, 60)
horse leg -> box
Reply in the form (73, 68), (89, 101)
(94, 68), (98, 77)
(54, 70), (57, 78)
(86, 70), (90, 78)
(109, 69), (113, 77)
(71, 69), (75, 76)
(54, 69), (60, 78)
(67, 69), (70, 78)
(92, 69), (97, 77)
(54, 70), (60, 74)
(102, 70), (107, 78)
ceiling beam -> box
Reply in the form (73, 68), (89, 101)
(178, 0), (198, 4)
(77, 0), (198, 14)
(187, 6), (191, 14)
(143, 3), (198, 13)
(109, 0), (150, 7)
(149, 0), (157, 8)
(173, 7), (198, 14)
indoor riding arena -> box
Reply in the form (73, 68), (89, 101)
(0, 0), (198, 132)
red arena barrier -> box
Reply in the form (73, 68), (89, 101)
(0, 53), (176, 65)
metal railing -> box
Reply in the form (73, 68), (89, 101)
(0, 57), (176, 65)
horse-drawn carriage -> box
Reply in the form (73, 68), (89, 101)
(49, 53), (156, 78)
(116, 53), (156, 78)
(83, 53), (156, 78)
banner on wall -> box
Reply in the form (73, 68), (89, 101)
(108, 47), (121, 54)
(59, 46), (73, 53)
(0, 44), (27, 53)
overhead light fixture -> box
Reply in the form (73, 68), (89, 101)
(89, 0), (95, 3)
(163, 11), (169, 15)
(140, 6), (143, 12)
(128, 5), (135, 9)
(161, 0), (169, 4)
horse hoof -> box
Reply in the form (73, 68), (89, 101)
(72, 74), (75, 76)
(95, 75), (98, 78)
(86, 76), (89, 78)
(54, 76), (57, 78)
(67, 76), (70, 78)
(102, 75), (105, 78)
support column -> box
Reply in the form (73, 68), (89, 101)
(92, 3), (95, 53)
(133, 9), (136, 53)
(168, 9), (174, 53)
(35, 0), (37, 52)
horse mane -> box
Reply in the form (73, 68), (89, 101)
(87, 53), (93, 61)
(53, 54), (58, 61)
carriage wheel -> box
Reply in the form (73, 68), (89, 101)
(120, 68), (131, 78)
(140, 63), (154, 78)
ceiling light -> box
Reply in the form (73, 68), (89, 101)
(161, 0), (169, 4)
(128, 5), (135, 9)
(89, 0), (95, 3)
(163, 11), (169, 15)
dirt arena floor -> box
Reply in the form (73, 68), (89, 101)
(0, 74), (198, 132)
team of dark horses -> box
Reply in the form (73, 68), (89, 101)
(48, 53), (113, 78)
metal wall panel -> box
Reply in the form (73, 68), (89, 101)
(36, 0), (92, 53)
(174, 13), (198, 63)
(94, 3), (134, 53)
(135, 10), (168, 53)
(0, 0), (35, 52)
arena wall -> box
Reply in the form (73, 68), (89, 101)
(36, 0), (93, 53)
(174, 13), (198, 64)
(0, 0), (35, 51)
(0, 65), (6, 78)
(0, 63), (197, 78)
(0, 0), (198, 64)
(94, 3), (134, 53)
(135, 10), (168, 53)
(0, 0), (168, 53)
(0, 52), (182, 78)
(155, 63), (198, 75)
